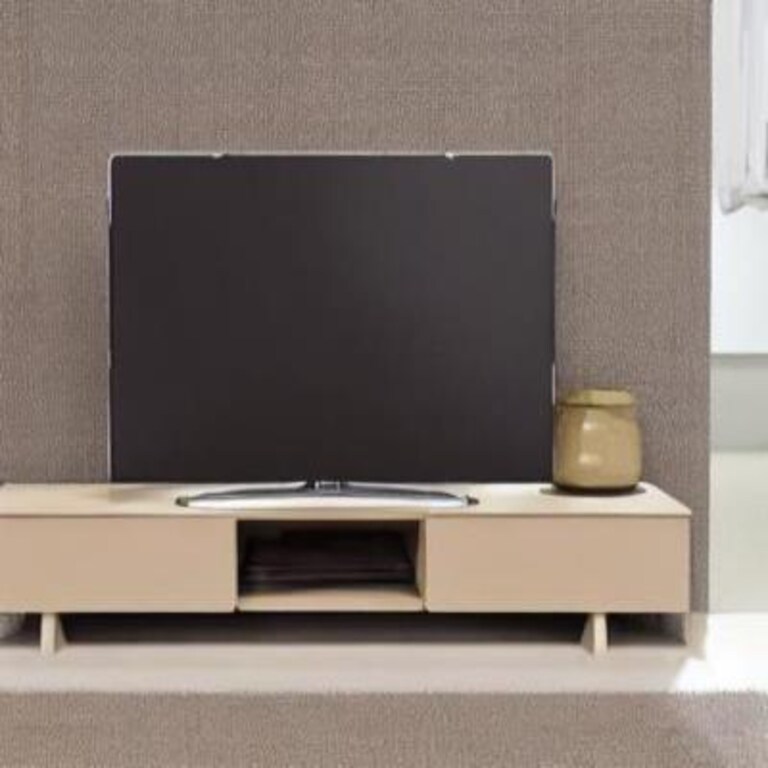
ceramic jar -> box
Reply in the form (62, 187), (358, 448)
(553, 389), (642, 492)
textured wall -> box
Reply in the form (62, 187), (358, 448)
(0, 1), (710, 606)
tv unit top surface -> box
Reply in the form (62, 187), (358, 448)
(0, 483), (691, 519)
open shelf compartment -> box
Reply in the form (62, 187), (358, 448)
(236, 520), (424, 612)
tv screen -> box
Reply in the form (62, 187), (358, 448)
(109, 154), (554, 483)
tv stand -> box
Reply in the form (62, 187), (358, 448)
(0, 483), (690, 656)
(177, 480), (472, 510)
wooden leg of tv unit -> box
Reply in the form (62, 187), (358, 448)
(581, 612), (608, 655)
(40, 613), (66, 656)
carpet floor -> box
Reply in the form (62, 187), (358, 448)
(1, 692), (766, 767)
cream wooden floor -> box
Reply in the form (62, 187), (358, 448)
(0, 613), (766, 694)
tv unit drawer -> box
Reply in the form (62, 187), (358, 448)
(0, 518), (236, 612)
(424, 516), (689, 613)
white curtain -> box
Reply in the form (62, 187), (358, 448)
(717, 0), (768, 213)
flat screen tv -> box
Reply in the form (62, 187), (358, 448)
(109, 154), (554, 507)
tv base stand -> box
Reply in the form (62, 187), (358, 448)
(177, 480), (471, 510)
(0, 483), (691, 656)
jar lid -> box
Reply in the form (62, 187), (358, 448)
(559, 388), (635, 407)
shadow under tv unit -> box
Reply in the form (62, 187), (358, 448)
(0, 482), (690, 655)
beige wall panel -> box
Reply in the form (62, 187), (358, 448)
(425, 517), (689, 613)
(0, 518), (236, 612)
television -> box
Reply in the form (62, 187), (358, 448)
(109, 154), (554, 507)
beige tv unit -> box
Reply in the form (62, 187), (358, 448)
(0, 482), (690, 655)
